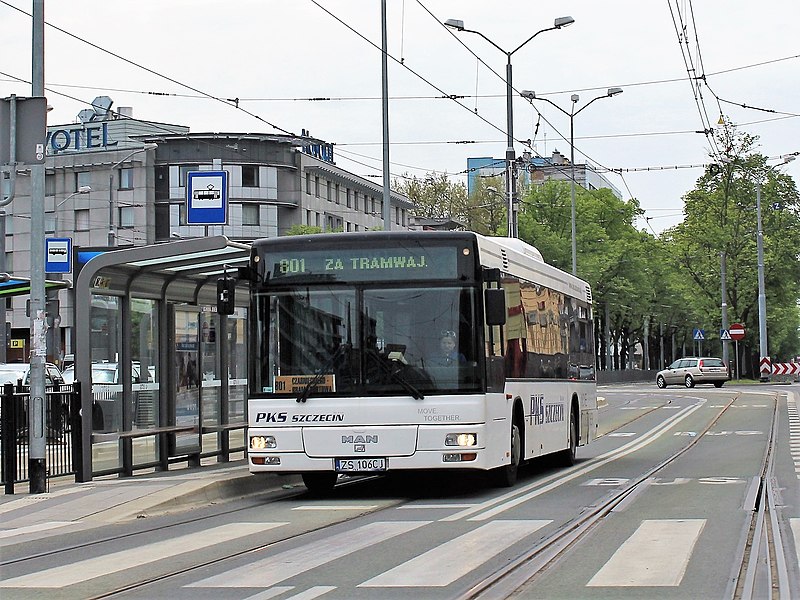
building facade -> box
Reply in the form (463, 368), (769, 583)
(467, 150), (623, 199)
(3, 101), (414, 363)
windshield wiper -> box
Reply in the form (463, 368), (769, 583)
(296, 343), (351, 403)
(366, 349), (425, 400)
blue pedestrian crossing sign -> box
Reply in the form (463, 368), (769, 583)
(720, 329), (732, 340)
(693, 328), (705, 340)
(187, 170), (228, 225)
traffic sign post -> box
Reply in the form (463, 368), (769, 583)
(729, 323), (745, 380)
(186, 171), (228, 225)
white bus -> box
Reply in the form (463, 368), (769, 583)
(245, 231), (598, 493)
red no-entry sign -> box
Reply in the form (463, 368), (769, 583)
(730, 322), (745, 340)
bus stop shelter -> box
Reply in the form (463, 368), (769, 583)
(73, 236), (251, 481)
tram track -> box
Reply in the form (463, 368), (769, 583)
(732, 392), (790, 600)
(4, 389), (789, 599)
(458, 391), (786, 600)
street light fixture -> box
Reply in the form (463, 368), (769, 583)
(108, 143), (157, 246)
(444, 15), (575, 238)
(54, 185), (91, 236)
(521, 87), (622, 275)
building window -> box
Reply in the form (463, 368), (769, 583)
(119, 205), (135, 228)
(305, 172), (311, 195)
(75, 171), (91, 191)
(242, 165), (259, 187)
(179, 165), (198, 186)
(179, 202), (187, 225)
(75, 209), (90, 231)
(314, 176), (320, 198)
(118, 167), (134, 190)
(346, 188), (352, 208)
(242, 203), (260, 226)
(45, 173), (55, 196)
(335, 184), (340, 204)
(353, 191), (359, 211)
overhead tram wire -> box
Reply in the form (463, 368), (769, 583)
(666, 0), (722, 161)
(4, 52), (796, 105)
(0, 0), (297, 138)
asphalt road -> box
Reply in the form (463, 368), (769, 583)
(1, 383), (798, 600)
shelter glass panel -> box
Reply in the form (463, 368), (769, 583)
(200, 311), (220, 454)
(131, 298), (160, 465)
(90, 294), (122, 472)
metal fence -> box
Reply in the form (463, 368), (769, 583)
(1, 382), (81, 494)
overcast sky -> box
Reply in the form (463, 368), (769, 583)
(2, 0), (798, 234)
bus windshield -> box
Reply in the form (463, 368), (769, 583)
(254, 285), (480, 398)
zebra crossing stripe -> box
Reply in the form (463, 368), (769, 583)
(587, 519), (705, 587)
(0, 521), (74, 540)
(189, 521), (430, 588)
(359, 520), (550, 587)
(0, 522), (284, 588)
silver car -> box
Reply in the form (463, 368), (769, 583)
(656, 357), (729, 388)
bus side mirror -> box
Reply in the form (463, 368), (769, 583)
(484, 288), (506, 326)
(217, 277), (236, 315)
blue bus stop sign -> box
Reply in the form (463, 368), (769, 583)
(45, 237), (72, 273)
(187, 170), (228, 225)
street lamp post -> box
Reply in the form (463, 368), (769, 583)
(54, 185), (91, 236)
(521, 88), (622, 275)
(444, 16), (574, 238)
(756, 153), (796, 380)
(107, 144), (156, 246)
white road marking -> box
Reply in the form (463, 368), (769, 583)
(241, 587), (294, 600)
(791, 519), (800, 569)
(587, 519), (705, 587)
(0, 521), (74, 539)
(189, 521), (430, 588)
(397, 504), (477, 509)
(283, 586), (337, 599)
(444, 402), (704, 522)
(0, 522), (284, 588)
(292, 505), (378, 511)
(359, 520), (550, 587)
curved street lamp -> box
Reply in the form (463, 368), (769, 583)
(444, 16), (575, 238)
(54, 185), (92, 236)
(521, 88), (622, 275)
(108, 143), (157, 246)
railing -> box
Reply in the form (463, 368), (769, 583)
(1, 381), (81, 494)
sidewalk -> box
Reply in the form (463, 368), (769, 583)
(0, 460), (303, 533)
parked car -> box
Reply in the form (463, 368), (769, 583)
(0, 362), (65, 386)
(656, 357), (729, 388)
(0, 362), (67, 438)
(62, 362), (153, 431)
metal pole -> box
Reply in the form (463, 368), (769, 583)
(108, 171), (115, 246)
(755, 180), (769, 381)
(505, 56), (516, 238)
(29, 0), (47, 493)
(720, 251), (729, 368)
(380, 0), (392, 231)
(570, 111), (577, 275)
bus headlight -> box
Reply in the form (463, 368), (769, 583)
(250, 435), (276, 450)
(445, 433), (477, 447)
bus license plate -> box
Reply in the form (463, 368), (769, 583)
(335, 458), (387, 472)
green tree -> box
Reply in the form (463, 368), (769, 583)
(662, 122), (800, 374)
(394, 172), (469, 224)
(285, 224), (323, 236)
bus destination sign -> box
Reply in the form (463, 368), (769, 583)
(266, 246), (459, 282)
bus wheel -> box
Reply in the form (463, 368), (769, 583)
(302, 472), (338, 495)
(558, 410), (577, 467)
(492, 422), (521, 487)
